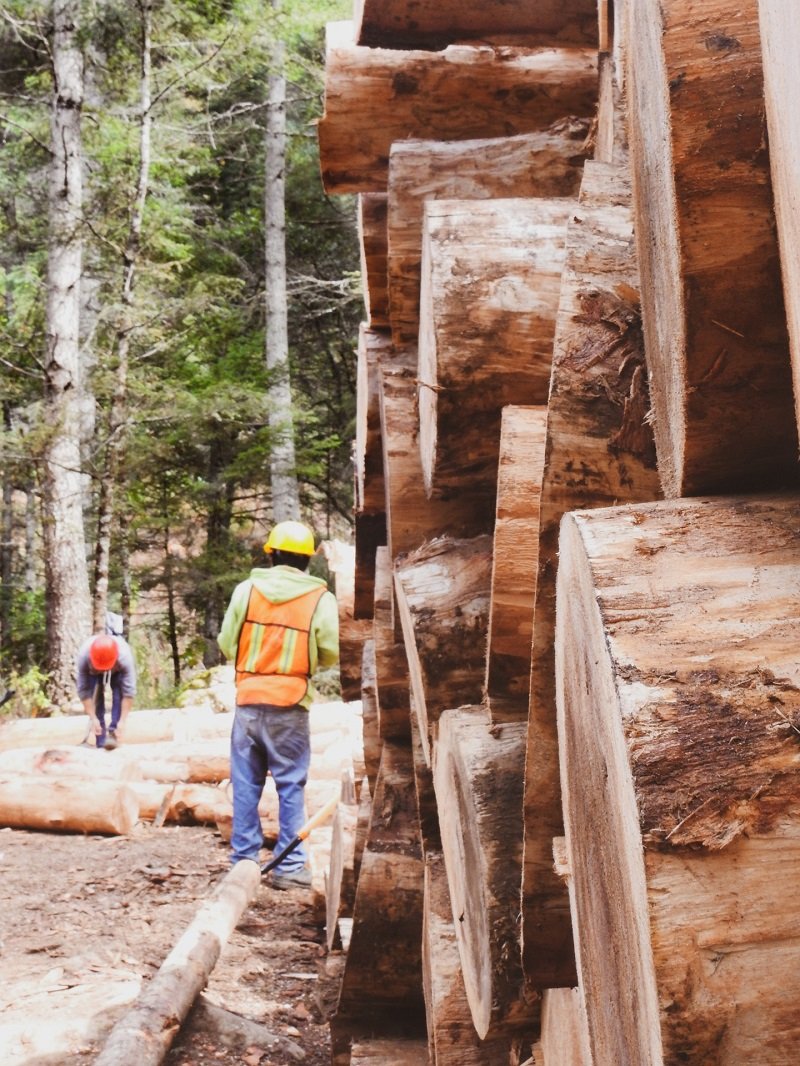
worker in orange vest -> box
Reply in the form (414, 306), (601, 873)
(217, 520), (339, 889)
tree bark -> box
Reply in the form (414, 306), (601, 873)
(557, 494), (800, 1066)
(485, 406), (546, 724)
(521, 160), (659, 991)
(759, 1), (800, 449)
(418, 198), (572, 502)
(318, 21), (598, 194)
(433, 708), (536, 1040)
(387, 126), (588, 343)
(43, 0), (92, 703)
(0, 774), (139, 834)
(94, 860), (261, 1066)
(625, 0), (798, 496)
(394, 535), (491, 765)
(354, 0), (598, 49)
(265, 0), (300, 521)
(357, 194), (389, 329)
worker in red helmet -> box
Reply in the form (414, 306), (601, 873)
(75, 632), (137, 750)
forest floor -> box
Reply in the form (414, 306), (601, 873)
(0, 821), (342, 1066)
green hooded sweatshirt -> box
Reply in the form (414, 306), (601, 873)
(217, 565), (339, 709)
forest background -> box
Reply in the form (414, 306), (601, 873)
(0, 0), (361, 712)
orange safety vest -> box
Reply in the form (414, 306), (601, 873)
(234, 584), (326, 707)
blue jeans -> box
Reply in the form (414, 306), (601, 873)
(91, 672), (123, 747)
(230, 704), (310, 872)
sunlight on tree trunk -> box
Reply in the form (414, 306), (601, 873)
(43, 0), (91, 703)
(93, 0), (152, 633)
(265, 0), (300, 523)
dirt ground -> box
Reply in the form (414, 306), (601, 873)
(0, 821), (341, 1066)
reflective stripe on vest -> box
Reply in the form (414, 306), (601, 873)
(234, 584), (326, 707)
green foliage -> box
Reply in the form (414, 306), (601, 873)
(2, 664), (52, 720)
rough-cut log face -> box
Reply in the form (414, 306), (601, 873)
(379, 363), (494, 558)
(625, 0), (798, 496)
(422, 853), (511, 1065)
(318, 21), (598, 193)
(759, 2), (800, 445)
(358, 194), (389, 328)
(354, 0), (598, 49)
(521, 162), (660, 993)
(418, 197), (572, 501)
(485, 406), (547, 723)
(387, 124), (588, 344)
(372, 545), (411, 741)
(355, 323), (391, 515)
(354, 510), (386, 620)
(433, 708), (536, 1041)
(557, 495), (800, 1066)
(394, 535), (492, 764)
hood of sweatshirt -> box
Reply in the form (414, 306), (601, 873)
(247, 565), (329, 604)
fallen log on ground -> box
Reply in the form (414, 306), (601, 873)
(0, 706), (231, 751)
(0, 775), (139, 835)
(94, 859), (261, 1066)
(0, 744), (143, 780)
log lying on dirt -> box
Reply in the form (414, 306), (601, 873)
(433, 708), (536, 1040)
(318, 20), (598, 193)
(522, 160), (659, 991)
(380, 363), (492, 556)
(485, 406), (547, 723)
(394, 536), (492, 764)
(625, 0), (798, 496)
(418, 197), (572, 502)
(557, 494), (800, 1065)
(331, 741), (426, 1061)
(387, 126), (588, 343)
(358, 194), (389, 329)
(422, 851), (512, 1064)
(0, 706), (231, 751)
(759, 2), (800, 444)
(94, 859), (261, 1066)
(354, 0), (598, 49)
(0, 775), (139, 835)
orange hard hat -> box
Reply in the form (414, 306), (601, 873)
(89, 634), (118, 671)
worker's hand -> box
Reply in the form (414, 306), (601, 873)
(90, 716), (103, 737)
(114, 721), (125, 741)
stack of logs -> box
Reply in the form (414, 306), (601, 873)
(326, 1), (800, 1064)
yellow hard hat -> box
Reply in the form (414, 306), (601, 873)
(263, 520), (316, 556)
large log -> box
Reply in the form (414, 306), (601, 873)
(485, 406), (547, 723)
(387, 126), (588, 343)
(379, 361), (492, 557)
(354, 0), (598, 49)
(422, 852), (511, 1064)
(354, 510), (387, 621)
(557, 494), (800, 1065)
(358, 194), (389, 329)
(350, 1039), (429, 1065)
(394, 535), (492, 764)
(0, 705), (230, 751)
(355, 323), (391, 515)
(521, 160), (660, 991)
(318, 21), (598, 194)
(625, 0), (798, 496)
(373, 545), (411, 739)
(759, 2), (800, 447)
(331, 741), (426, 1060)
(0, 775), (139, 835)
(0, 744), (143, 780)
(360, 637), (381, 792)
(433, 708), (537, 1040)
(94, 859), (261, 1066)
(418, 197), (572, 502)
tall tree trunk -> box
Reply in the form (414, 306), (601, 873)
(264, 1), (300, 522)
(202, 430), (235, 667)
(42, 0), (91, 704)
(0, 402), (13, 660)
(162, 501), (180, 687)
(93, 0), (152, 632)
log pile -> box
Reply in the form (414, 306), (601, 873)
(320, 1), (800, 1063)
